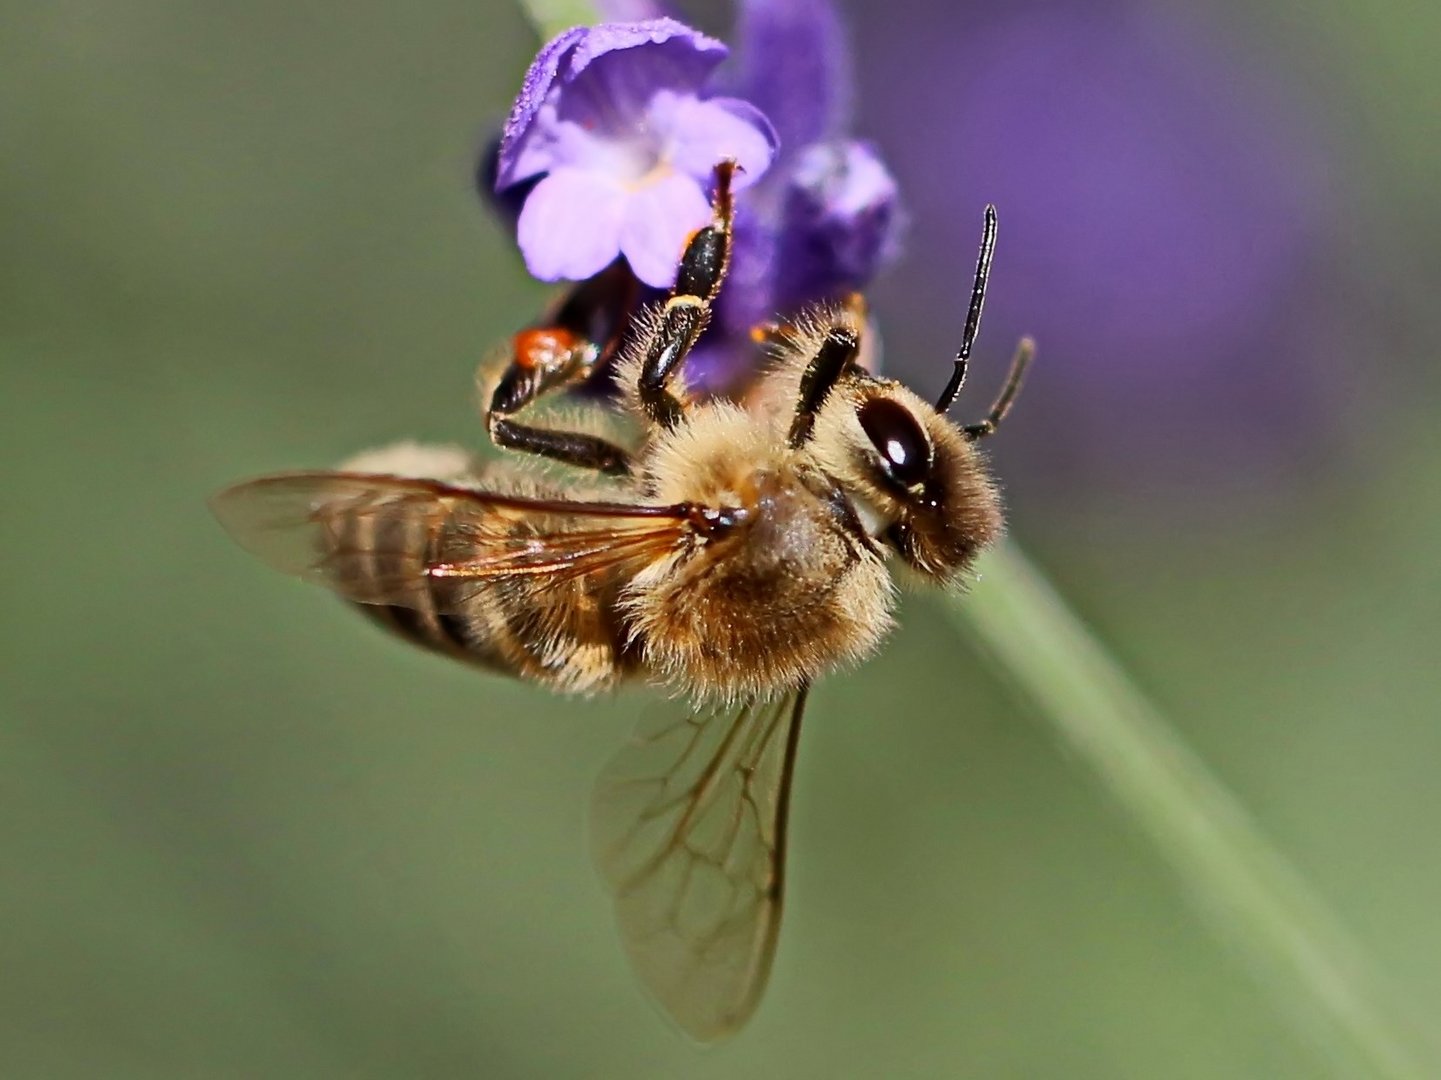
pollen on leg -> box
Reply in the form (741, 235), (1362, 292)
(513, 328), (583, 371)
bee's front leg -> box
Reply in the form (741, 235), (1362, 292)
(635, 161), (737, 431)
(786, 295), (871, 448)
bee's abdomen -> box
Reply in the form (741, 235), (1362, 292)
(331, 502), (494, 668)
(356, 601), (493, 663)
(335, 502), (630, 694)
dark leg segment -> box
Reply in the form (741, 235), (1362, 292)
(637, 161), (737, 430)
(636, 302), (707, 430)
(489, 417), (631, 474)
(962, 336), (1035, 440)
(788, 327), (860, 447)
(786, 293), (868, 447)
(483, 264), (640, 475)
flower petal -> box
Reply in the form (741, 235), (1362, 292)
(566, 18), (727, 83)
(476, 134), (534, 231)
(516, 168), (627, 282)
(619, 173), (711, 288)
(497, 20), (729, 190)
(559, 23), (729, 141)
(727, 0), (853, 150)
(655, 94), (778, 189)
(497, 26), (588, 189)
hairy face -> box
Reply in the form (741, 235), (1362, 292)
(804, 373), (1004, 580)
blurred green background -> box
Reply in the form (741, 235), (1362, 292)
(4, 0), (1440, 1076)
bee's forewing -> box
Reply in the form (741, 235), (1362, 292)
(590, 686), (810, 1042)
(209, 472), (447, 606)
(209, 471), (690, 611)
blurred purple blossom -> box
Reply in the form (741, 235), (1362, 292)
(773, 139), (903, 312)
(857, 1), (1344, 507)
(494, 19), (777, 288)
(726, 0), (852, 150)
(713, 0), (906, 340)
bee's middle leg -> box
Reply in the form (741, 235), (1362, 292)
(484, 329), (633, 475)
(483, 266), (641, 476)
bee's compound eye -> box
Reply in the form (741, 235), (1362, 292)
(857, 396), (932, 488)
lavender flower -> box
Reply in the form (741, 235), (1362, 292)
(486, 1), (905, 391)
(494, 19), (777, 289)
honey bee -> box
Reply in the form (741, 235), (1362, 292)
(211, 162), (1032, 1041)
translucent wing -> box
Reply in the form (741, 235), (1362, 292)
(591, 686), (810, 1041)
(209, 472), (691, 610)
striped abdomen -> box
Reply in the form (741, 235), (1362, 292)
(330, 497), (636, 695)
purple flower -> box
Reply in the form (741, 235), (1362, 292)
(710, 0), (907, 346)
(483, 2), (907, 394)
(494, 19), (778, 289)
(766, 139), (904, 320)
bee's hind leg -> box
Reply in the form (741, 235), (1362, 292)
(635, 160), (737, 431)
(483, 265), (639, 476)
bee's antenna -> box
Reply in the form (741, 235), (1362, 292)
(935, 204), (998, 414)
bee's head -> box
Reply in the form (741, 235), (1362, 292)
(809, 378), (1003, 579)
(772, 205), (1029, 580)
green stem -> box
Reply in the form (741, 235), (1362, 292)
(946, 541), (1434, 1079)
